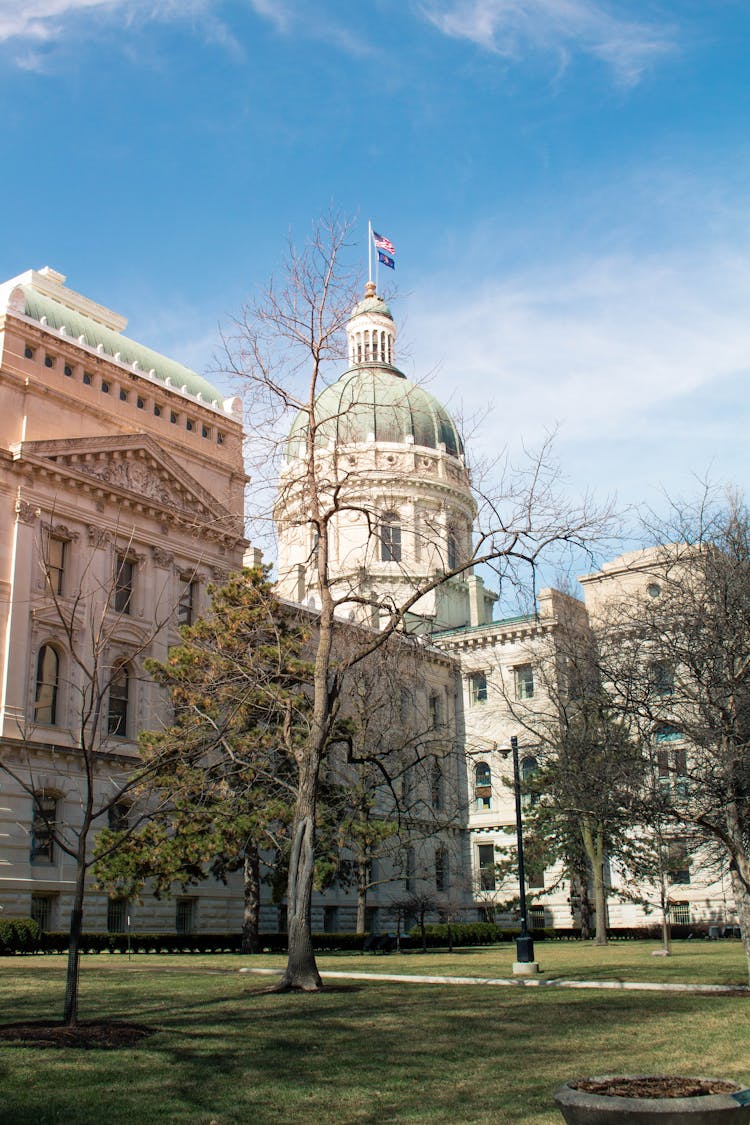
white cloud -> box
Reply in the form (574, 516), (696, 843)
(0, 0), (222, 49)
(404, 247), (750, 496)
(418, 0), (675, 84)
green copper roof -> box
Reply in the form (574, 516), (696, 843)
(22, 286), (224, 405)
(351, 294), (393, 320)
(287, 365), (464, 457)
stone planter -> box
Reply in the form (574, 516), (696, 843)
(554, 1076), (750, 1124)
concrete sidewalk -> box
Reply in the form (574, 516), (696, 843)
(238, 966), (747, 994)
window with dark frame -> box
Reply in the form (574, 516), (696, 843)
(667, 838), (691, 885)
(430, 761), (444, 810)
(46, 536), (66, 596)
(175, 898), (196, 934)
(515, 664), (534, 700)
(34, 645), (60, 725)
(470, 671), (488, 703)
(435, 847), (449, 892)
(31, 794), (57, 863)
(114, 554), (134, 614)
(108, 802), (130, 831)
(380, 514), (402, 562)
(108, 663), (129, 737)
(30, 894), (56, 931)
(650, 660), (674, 696)
(474, 761), (492, 810)
(107, 898), (128, 933)
(177, 576), (196, 627)
(477, 843), (496, 890)
(405, 847), (415, 892)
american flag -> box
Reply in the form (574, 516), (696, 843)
(372, 230), (396, 256)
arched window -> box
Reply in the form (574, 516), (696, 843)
(475, 761), (492, 810)
(108, 663), (129, 737)
(380, 512), (402, 562)
(34, 644), (60, 725)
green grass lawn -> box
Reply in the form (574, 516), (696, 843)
(1, 942), (749, 1125)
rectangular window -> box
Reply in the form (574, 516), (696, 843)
(527, 857), (545, 889)
(405, 847), (415, 893)
(31, 795), (57, 864)
(108, 665), (129, 737)
(650, 661), (674, 696)
(429, 694), (442, 729)
(515, 664), (534, 701)
(380, 520), (402, 562)
(477, 843), (496, 891)
(177, 576), (195, 627)
(529, 905), (546, 929)
(669, 901), (690, 926)
(323, 906), (338, 933)
(435, 847), (448, 892)
(431, 762), (444, 810)
(470, 671), (488, 704)
(175, 898), (196, 934)
(667, 839), (691, 885)
(30, 894), (56, 931)
(277, 905), (288, 933)
(107, 898), (128, 933)
(114, 554), (134, 614)
(108, 802), (130, 832)
(364, 906), (379, 933)
(46, 536), (66, 596)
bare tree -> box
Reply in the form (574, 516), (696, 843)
(495, 592), (646, 944)
(1, 522), (185, 1025)
(593, 488), (750, 977)
(225, 212), (610, 990)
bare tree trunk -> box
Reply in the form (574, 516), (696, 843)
(63, 850), (87, 1026)
(729, 865), (750, 984)
(241, 847), (261, 955)
(279, 744), (324, 990)
(356, 857), (368, 933)
(581, 819), (608, 946)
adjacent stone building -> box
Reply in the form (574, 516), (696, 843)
(0, 267), (246, 933)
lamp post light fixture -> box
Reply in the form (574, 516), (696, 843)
(507, 735), (539, 976)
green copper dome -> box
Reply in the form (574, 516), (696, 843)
(351, 294), (393, 320)
(287, 366), (464, 458)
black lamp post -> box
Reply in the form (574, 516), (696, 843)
(509, 735), (535, 965)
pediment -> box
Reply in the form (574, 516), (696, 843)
(13, 434), (237, 530)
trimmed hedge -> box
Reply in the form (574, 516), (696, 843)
(0, 918), (41, 954)
(0, 919), (733, 955)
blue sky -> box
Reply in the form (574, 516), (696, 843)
(2, 0), (749, 558)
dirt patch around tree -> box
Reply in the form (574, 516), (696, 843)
(0, 1021), (155, 1050)
(571, 1077), (741, 1099)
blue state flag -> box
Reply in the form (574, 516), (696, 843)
(378, 250), (395, 270)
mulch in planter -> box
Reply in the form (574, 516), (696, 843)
(571, 1077), (742, 1099)
(0, 1021), (155, 1050)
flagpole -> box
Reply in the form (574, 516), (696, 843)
(368, 220), (373, 285)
